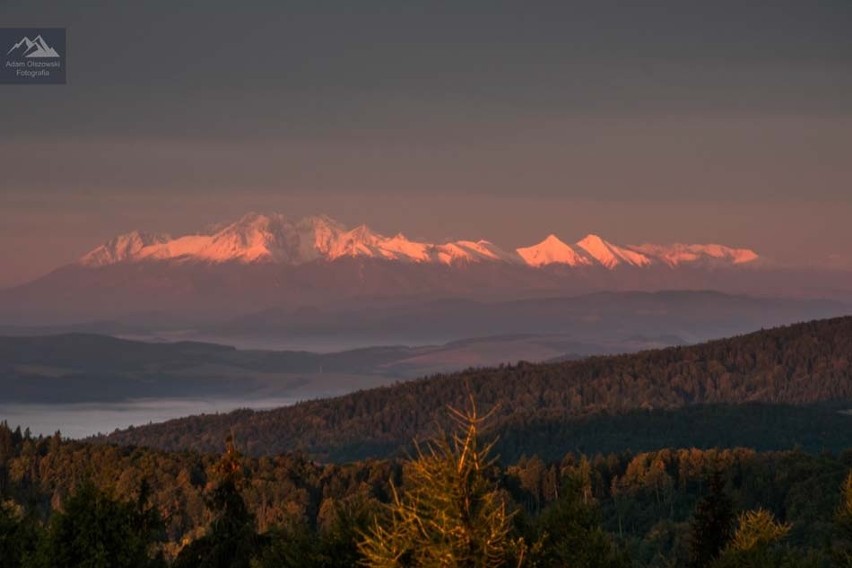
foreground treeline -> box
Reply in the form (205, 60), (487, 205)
(2, 419), (852, 567)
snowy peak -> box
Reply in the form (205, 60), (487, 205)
(77, 214), (501, 267)
(431, 240), (519, 264)
(77, 213), (759, 270)
(201, 212), (293, 263)
(516, 235), (589, 267)
(628, 243), (759, 267)
(576, 234), (651, 268)
(80, 231), (171, 267)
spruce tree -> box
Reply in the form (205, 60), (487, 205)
(689, 469), (735, 568)
(32, 481), (162, 568)
(359, 398), (527, 567)
(173, 435), (257, 568)
(835, 472), (852, 567)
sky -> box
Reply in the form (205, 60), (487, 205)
(1, 0), (851, 288)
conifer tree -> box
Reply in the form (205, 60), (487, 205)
(712, 508), (792, 568)
(32, 480), (162, 568)
(689, 469), (735, 568)
(533, 474), (628, 567)
(0, 500), (40, 568)
(359, 398), (527, 567)
(835, 472), (852, 567)
(173, 435), (257, 568)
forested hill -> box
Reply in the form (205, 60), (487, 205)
(106, 317), (852, 460)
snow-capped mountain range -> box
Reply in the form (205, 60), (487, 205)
(6, 212), (851, 327)
(80, 212), (758, 270)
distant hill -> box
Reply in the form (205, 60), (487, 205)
(204, 290), (848, 348)
(104, 317), (852, 460)
(0, 333), (421, 403)
(5, 288), (846, 360)
(0, 331), (675, 404)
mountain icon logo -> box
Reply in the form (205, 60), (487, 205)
(6, 34), (60, 58)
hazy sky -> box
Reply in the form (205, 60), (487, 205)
(1, 1), (851, 288)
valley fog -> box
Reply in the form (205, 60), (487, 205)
(0, 397), (299, 439)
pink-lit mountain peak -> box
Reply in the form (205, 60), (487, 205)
(78, 213), (759, 269)
(80, 230), (171, 266)
(516, 234), (589, 267)
(576, 234), (651, 268)
(630, 242), (760, 267)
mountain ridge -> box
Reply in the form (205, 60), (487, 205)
(102, 316), (852, 459)
(79, 212), (759, 270)
(6, 213), (850, 325)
